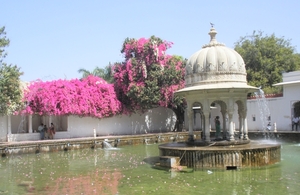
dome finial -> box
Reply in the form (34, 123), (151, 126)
(209, 24), (217, 44)
(202, 24), (225, 48)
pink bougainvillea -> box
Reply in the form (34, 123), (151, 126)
(114, 36), (186, 114)
(21, 75), (122, 118)
(21, 35), (185, 127)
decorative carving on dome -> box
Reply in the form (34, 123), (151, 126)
(197, 72), (247, 83)
(206, 63), (210, 72)
(229, 62), (238, 71)
(184, 73), (248, 87)
(206, 63), (217, 72)
(232, 74), (237, 80)
(202, 42), (225, 48)
(218, 62), (227, 71)
(211, 63), (217, 72)
(200, 65), (205, 72)
(195, 63), (204, 73)
(237, 63), (244, 72)
(211, 74), (217, 80)
(239, 63), (246, 73)
(186, 63), (193, 74)
(221, 74), (226, 80)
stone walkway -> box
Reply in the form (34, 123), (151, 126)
(0, 131), (299, 156)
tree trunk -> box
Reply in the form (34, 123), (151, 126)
(171, 106), (185, 132)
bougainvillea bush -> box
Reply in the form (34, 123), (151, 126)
(21, 36), (186, 131)
(113, 36), (186, 129)
(22, 75), (122, 118)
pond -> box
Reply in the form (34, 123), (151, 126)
(0, 141), (300, 194)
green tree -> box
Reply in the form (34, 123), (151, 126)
(0, 26), (10, 61)
(78, 63), (114, 83)
(0, 64), (23, 115)
(0, 26), (23, 115)
(234, 31), (300, 93)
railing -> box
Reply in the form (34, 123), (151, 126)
(247, 93), (283, 99)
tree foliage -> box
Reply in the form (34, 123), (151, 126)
(78, 63), (114, 83)
(0, 27), (23, 115)
(0, 27), (10, 61)
(0, 64), (23, 115)
(22, 76), (122, 118)
(234, 31), (300, 93)
(113, 36), (186, 130)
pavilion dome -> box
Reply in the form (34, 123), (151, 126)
(185, 28), (247, 87)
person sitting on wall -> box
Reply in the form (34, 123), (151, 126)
(292, 116), (299, 131)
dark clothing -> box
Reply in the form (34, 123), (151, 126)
(43, 126), (48, 139)
(292, 117), (299, 131)
(215, 118), (221, 138)
(40, 130), (45, 140)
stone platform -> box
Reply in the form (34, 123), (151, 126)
(159, 140), (281, 170)
(1, 130), (295, 159)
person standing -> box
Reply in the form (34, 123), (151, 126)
(49, 123), (55, 139)
(38, 123), (44, 140)
(215, 116), (221, 139)
(266, 122), (272, 131)
(292, 116), (299, 131)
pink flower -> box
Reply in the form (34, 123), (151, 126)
(21, 76), (122, 118)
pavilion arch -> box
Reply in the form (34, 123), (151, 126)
(182, 93), (253, 142)
(192, 102), (203, 131)
(210, 99), (248, 140)
(188, 99), (232, 141)
(211, 100), (228, 139)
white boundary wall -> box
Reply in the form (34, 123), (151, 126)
(0, 107), (176, 142)
(66, 107), (176, 138)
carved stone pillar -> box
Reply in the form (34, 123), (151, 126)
(201, 113), (205, 139)
(187, 106), (194, 139)
(203, 111), (210, 142)
(228, 99), (235, 141)
(228, 112), (234, 141)
(243, 109), (249, 140)
(238, 111), (244, 139)
(220, 104), (227, 140)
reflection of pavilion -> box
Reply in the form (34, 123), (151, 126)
(176, 27), (257, 142)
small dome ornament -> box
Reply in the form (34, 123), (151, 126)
(202, 25), (225, 48)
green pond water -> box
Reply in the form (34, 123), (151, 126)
(0, 141), (300, 195)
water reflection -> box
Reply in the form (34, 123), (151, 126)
(0, 143), (299, 194)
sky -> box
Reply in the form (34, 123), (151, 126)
(1, 0), (300, 82)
